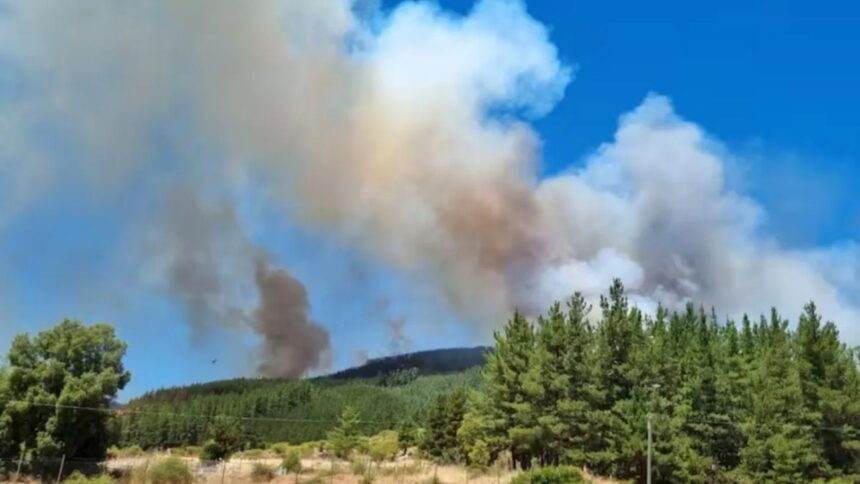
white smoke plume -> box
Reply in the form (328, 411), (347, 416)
(0, 0), (857, 347)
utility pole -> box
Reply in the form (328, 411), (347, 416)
(646, 413), (652, 484)
(56, 454), (66, 484)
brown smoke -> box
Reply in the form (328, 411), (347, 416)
(1, 0), (858, 346)
(145, 186), (330, 378)
(254, 261), (331, 378)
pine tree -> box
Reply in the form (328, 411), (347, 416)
(740, 308), (824, 482)
(328, 405), (362, 458)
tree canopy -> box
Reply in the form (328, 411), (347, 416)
(0, 319), (131, 460)
(458, 281), (860, 482)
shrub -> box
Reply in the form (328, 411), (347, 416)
(510, 466), (584, 484)
(148, 457), (193, 484)
(467, 440), (490, 469)
(250, 463), (276, 482)
(200, 439), (228, 461)
(368, 430), (399, 462)
(282, 449), (302, 474)
(63, 471), (115, 484)
(106, 445), (144, 459)
(270, 442), (291, 456)
(350, 456), (370, 476)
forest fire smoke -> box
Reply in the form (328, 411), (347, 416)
(0, 0), (857, 369)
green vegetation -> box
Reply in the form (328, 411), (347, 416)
(117, 369), (480, 449)
(199, 415), (246, 461)
(281, 449), (302, 473)
(0, 320), (131, 460)
(3, 281), (858, 482)
(328, 405), (363, 458)
(106, 445), (144, 458)
(510, 466), (585, 484)
(454, 281), (860, 482)
(368, 430), (399, 461)
(423, 388), (467, 462)
(148, 457), (193, 484)
(63, 471), (116, 484)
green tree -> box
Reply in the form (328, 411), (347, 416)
(327, 405), (362, 458)
(423, 388), (467, 462)
(201, 415), (245, 460)
(740, 309), (824, 482)
(480, 311), (535, 468)
(0, 320), (130, 460)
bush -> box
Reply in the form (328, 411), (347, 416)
(63, 471), (115, 484)
(106, 445), (144, 459)
(200, 439), (228, 461)
(510, 466), (584, 484)
(368, 430), (399, 462)
(467, 440), (490, 469)
(282, 449), (302, 474)
(351, 456), (370, 476)
(250, 463), (276, 482)
(270, 442), (291, 456)
(148, 457), (194, 484)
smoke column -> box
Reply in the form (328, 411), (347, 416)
(0, 0), (857, 344)
(144, 187), (330, 377)
(254, 261), (332, 378)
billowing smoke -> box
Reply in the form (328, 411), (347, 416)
(254, 261), (332, 378)
(143, 187), (330, 377)
(0, 0), (858, 347)
(143, 187), (259, 340)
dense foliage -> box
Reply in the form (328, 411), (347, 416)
(0, 320), (131, 460)
(116, 369), (481, 449)
(510, 466), (585, 484)
(456, 280), (860, 482)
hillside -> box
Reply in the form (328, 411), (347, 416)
(327, 346), (490, 379)
(117, 347), (488, 448)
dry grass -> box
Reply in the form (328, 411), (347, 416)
(100, 453), (620, 484)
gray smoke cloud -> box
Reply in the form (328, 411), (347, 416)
(0, 0), (857, 347)
(143, 186), (330, 378)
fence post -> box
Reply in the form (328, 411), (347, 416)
(13, 446), (25, 483)
(220, 459), (227, 484)
(55, 454), (66, 484)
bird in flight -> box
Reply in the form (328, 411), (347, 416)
(211, 358), (217, 364)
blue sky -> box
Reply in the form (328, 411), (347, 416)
(1, 0), (859, 399)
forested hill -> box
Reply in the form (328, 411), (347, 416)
(116, 347), (488, 447)
(327, 346), (490, 379)
(129, 346), (489, 405)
